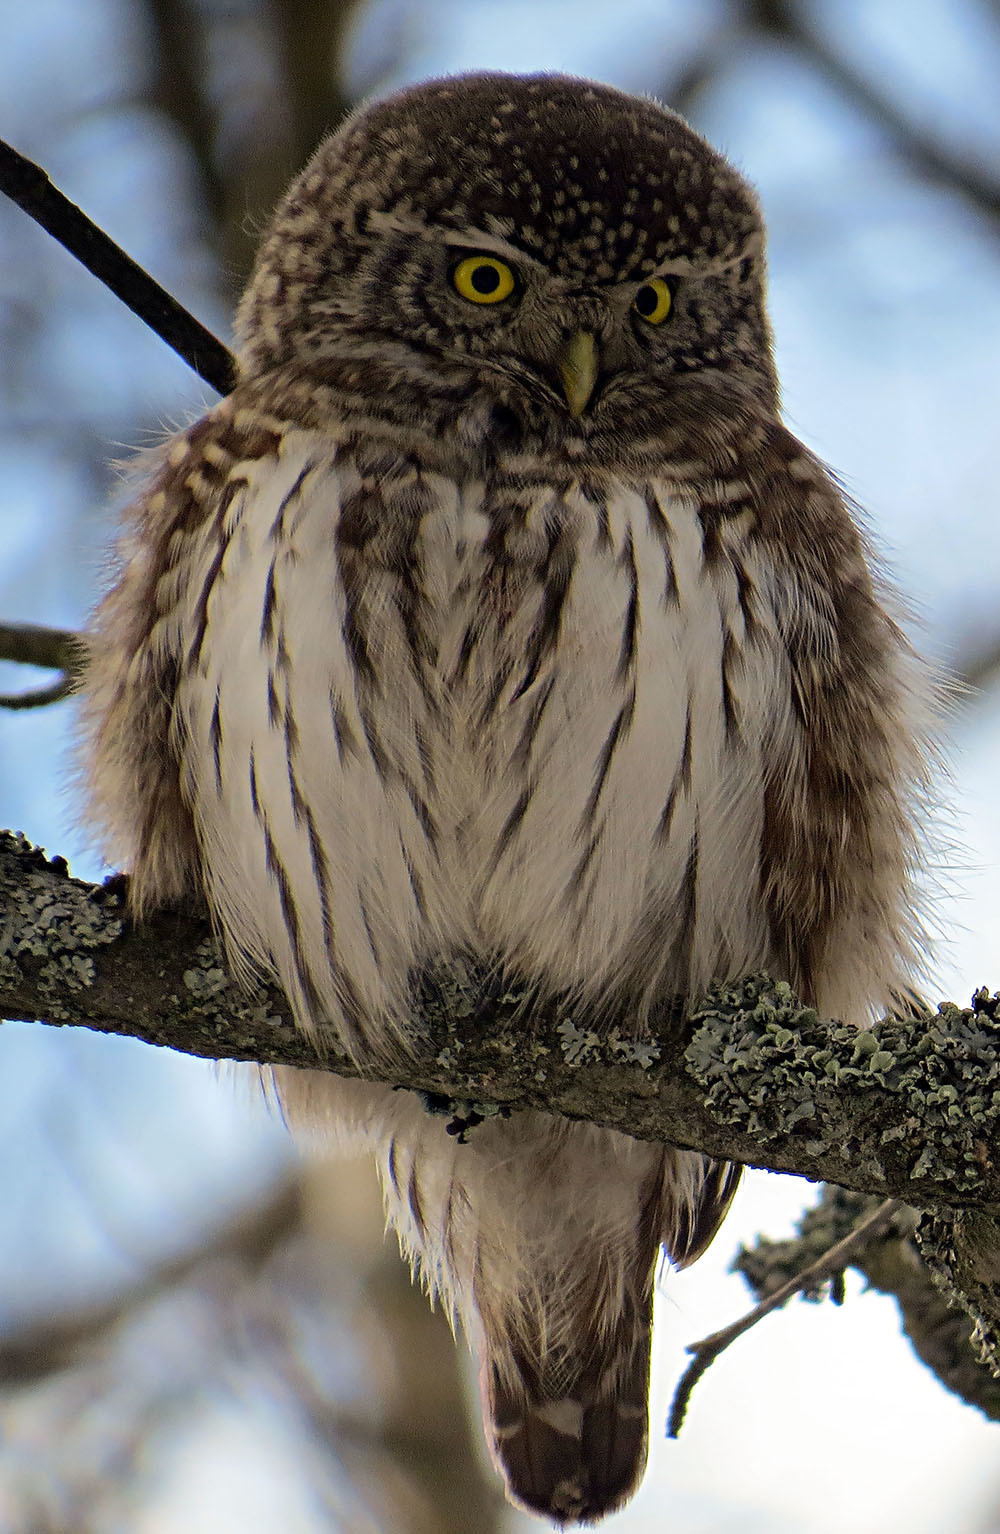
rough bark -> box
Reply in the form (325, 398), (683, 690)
(5, 826), (1000, 1405)
(2, 827), (1000, 1206)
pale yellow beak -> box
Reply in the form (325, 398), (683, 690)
(558, 331), (599, 418)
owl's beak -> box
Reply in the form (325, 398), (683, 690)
(558, 331), (599, 418)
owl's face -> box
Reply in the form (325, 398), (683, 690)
(238, 73), (778, 451)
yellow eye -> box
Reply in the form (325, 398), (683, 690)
(452, 254), (517, 305)
(633, 277), (673, 325)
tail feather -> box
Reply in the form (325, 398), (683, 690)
(359, 1097), (741, 1522)
(486, 1318), (652, 1524)
(476, 1149), (740, 1522)
(479, 1154), (665, 1524)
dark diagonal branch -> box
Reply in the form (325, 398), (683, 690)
(0, 138), (237, 394)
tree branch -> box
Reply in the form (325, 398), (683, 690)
(0, 620), (85, 709)
(0, 137), (236, 394)
(5, 828), (1000, 1412)
(736, 1187), (1000, 1423)
(1, 828), (999, 1207)
(748, 0), (1000, 231)
(0, 619), (84, 672)
(669, 1196), (901, 1436)
(146, 0), (229, 240)
(0, 1170), (305, 1382)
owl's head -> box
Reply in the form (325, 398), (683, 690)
(237, 73), (778, 448)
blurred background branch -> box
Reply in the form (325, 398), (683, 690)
(0, 1154), (504, 1532)
(748, 0), (1000, 227)
(735, 1187), (1000, 1422)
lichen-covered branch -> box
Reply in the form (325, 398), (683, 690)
(3, 828), (1000, 1213)
(6, 827), (1000, 1406)
(737, 1187), (1000, 1422)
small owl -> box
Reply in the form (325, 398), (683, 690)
(82, 73), (933, 1522)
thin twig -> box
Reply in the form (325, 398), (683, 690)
(0, 619), (84, 671)
(0, 674), (76, 710)
(0, 138), (237, 395)
(667, 1197), (900, 1437)
(0, 620), (86, 710)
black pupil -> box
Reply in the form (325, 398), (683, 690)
(471, 264), (501, 294)
(635, 284), (660, 316)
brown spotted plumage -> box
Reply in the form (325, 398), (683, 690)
(81, 73), (935, 1523)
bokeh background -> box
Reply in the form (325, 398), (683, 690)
(2, 1), (1000, 1529)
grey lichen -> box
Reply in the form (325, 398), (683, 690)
(607, 1031), (660, 1068)
(416, 957), (549, 1085)
(686, 976), (1000, 1195)
(1, 832), (123, 960)
(917, 1209), (1000, 1380)
(182, 937), (233, 1003)
(36, 953), (98, 1019)
(551, 1016), (661, 1070)
(737, 1186), (1000, 1422)
(557, 1017), (603, 1066)
(0, 832), (124, 1020)
(415, 955), (488, 1032)
(177, 943), (292, 1044)
(0, 833), (125, 1020)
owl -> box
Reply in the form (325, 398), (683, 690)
(81, 73), (933, 1523)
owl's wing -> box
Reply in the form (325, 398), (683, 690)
(667, 1155), (742, 1268)
(79, 416), (235, 912)
(749, 426), (934, 1024)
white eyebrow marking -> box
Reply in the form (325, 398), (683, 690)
(438, 227), (548, 267)
(367, 207), (756, 285)
(366, 208), (548, 270)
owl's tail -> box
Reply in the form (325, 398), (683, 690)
(367, 1092), (739, 1523)
(477, 1151), (741, 1524)
(482, 1296), (654, 1524)
(476, 1150), (664, 1526)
